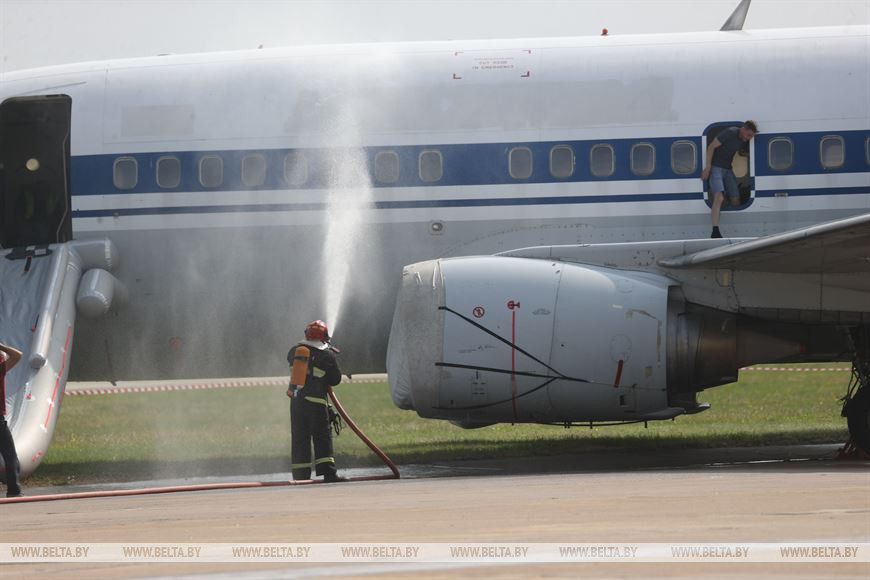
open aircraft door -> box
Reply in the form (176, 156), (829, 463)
(702, 121), (755, 210)
(0, 95), (72, 249)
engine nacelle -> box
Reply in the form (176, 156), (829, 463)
(387, 256), (679, 426)
(387, 255), (849, 427)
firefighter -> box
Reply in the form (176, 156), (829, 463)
(286, 320), (343, 482)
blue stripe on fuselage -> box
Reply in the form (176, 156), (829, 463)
(71, 136), (703, 196)
(70, 130), (869, 202)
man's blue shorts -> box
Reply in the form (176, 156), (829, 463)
(710, 166), (740, 202)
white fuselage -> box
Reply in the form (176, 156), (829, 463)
(1, 25), (868, 380)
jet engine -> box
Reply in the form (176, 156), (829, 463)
(386, 256), (843, 427)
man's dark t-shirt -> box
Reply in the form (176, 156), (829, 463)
(712, 126), (749, 169)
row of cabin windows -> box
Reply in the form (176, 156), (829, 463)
(110, 136), (870, 190)
(112, 150), (443, 190)
(113, 144), (693, 190)
(767, 135), (863, 171)
(511, 142), (696, 179)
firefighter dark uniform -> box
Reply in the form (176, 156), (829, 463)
(287, 322), (342, 482)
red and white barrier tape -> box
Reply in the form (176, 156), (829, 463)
(67, 379), (282, 396)
(66, 374), (388, 396)
(65, 369), (850, 397)
(740, 367), (850, 372)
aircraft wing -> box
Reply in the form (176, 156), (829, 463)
(658, 212), (870, 274)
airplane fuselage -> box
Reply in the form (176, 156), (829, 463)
(1, 25), (868, 380)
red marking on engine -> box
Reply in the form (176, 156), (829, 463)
(613, 359), (624, 389)
(472, 306), (485, 318)
(511, 311), (516, 372)
(510, 308), (518, 421)
(506, 300), (521, 311)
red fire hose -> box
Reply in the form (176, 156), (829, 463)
(327, 385), (400, 479)
(0, 386), (399, 504)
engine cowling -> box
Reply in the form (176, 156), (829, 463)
(387, 255), (849, 428)
(387, 256), (679, 426)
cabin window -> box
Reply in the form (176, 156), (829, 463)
(768, 137), (793, 171)
(156, 156), (181, 188)
(671, 141), (697, 175)
(549, 145), (575, 178)
(509, 147), (533, 179)
(242, 154), (267, 188)
(866, 136), (870, 166)
(419, 150), (443, 182)
(199, 155), (223, 187)
(630, 143), (655, 176)
(590, 144), (614, 177)
(113, 157), (138, 190)
(820, 135), (845, 169)
(374, 151), (400, 184)
(284, 152), (308, 186)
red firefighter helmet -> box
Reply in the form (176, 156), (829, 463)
(304, 320), (330, 342)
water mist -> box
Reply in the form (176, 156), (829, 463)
(322, 116), (374, 336)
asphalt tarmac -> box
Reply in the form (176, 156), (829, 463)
(2, 444), (868, 579)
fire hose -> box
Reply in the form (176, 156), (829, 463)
(327, 386), (399, 479)
(0, 386), (399, 504)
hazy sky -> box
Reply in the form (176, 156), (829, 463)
(2, 0), (869, 72)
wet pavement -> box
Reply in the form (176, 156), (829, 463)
(19, 443), (856, 497)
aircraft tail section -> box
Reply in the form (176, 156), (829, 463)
(0, 239), (124, 477)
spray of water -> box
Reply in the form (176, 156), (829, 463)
(322, 115), (373, 336)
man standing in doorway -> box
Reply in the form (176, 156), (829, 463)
(701, 120), (758, 238)
(286, 320), (344, 482)
(0, 342), (23, 497)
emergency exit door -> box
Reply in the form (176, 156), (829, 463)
(702, 121), (755, 209)
(0, 95), (72, 249)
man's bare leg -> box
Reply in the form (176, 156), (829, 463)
(711, 191), (724, 238)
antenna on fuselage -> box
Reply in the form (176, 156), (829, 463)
(720, 0), (752, 31)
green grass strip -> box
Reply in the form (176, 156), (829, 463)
(31, 369), (850, 486)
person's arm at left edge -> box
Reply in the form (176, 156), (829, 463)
(0, 343), (22, 370)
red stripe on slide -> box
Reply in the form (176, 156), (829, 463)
(43, 325), (73, 429)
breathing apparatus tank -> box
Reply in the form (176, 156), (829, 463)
(288, 345), (311, 397)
